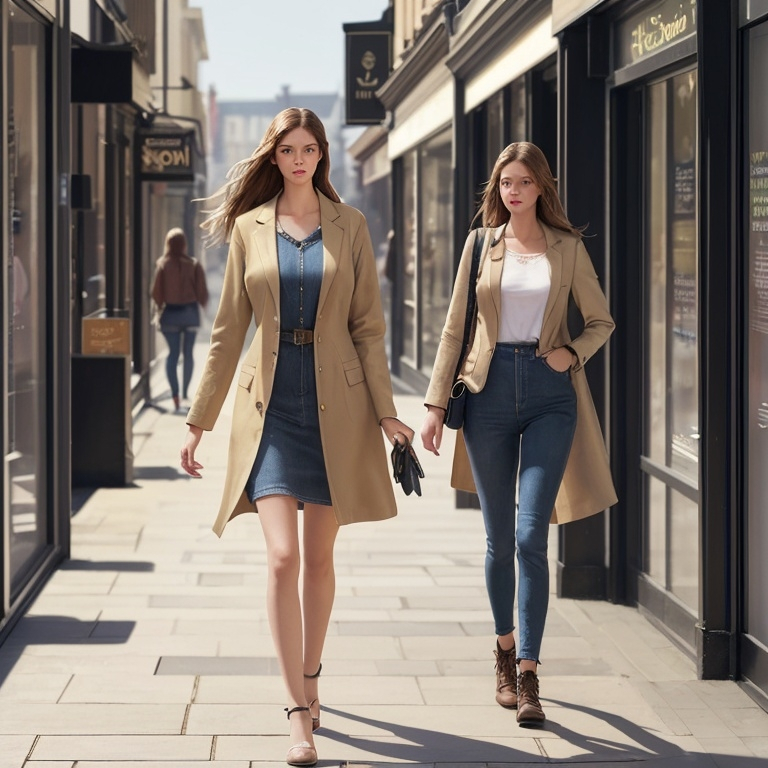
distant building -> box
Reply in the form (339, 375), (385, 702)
(206, 87), (351, 202)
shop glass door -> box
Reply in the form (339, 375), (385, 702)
(641, 69), (699, 614)
(745, 20), (768, 660)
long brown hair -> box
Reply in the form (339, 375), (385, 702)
(163, 227), (187, 258)
(475, 142), (582, 236)
(201, 108), (341, 244)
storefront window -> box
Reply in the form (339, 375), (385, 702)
(402, 150), (417, 364)
(486, 91), (504, 172)
(420, 129), (453, 375)
(73, 104), (107, 326)
(509, 76), (527, 142)
(746, 21), (768, 648)
(643, 70), (699, 610)
(7, 1), (49, 595)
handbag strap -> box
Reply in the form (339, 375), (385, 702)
(451, 229), (484, 382)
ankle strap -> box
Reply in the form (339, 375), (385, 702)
(303, 663), (322, 679)
(285, 706), (310, 719)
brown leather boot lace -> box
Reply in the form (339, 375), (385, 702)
(516, 669), (545, 726)
(493, 642), (517, 708)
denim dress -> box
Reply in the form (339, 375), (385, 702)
(245, 226), (332, 506)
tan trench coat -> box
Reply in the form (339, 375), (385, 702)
(424, 224), (618, 524)
(187, 192), (399, 537)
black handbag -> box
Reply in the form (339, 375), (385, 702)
(444, 229), (484, 430)
(391, 440), (425, 496)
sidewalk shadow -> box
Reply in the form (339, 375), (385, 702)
(545, 698), (768, 766)
(132, 466), (187, 481)
(320, 705), (529, 763)
(0, 615), (138, 688)
(544, 697), (689, 761)
(320, 696), (744, 764)
(0, 558), (151, 686)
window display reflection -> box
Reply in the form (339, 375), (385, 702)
(746, 22), (768, 647)
(7, 2), (49, 595)
(509, 76), (527, 142)
(401, 151), (416, 364)
(420, 129), (453, 375)
(643, 70), (699, 611)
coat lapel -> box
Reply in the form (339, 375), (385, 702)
(252, 196), (281, 311)
(248, 191), (342, 320)
(541, 224), (564, 331)
(316, 192), (342, 316)
(487, 225), (507, 326)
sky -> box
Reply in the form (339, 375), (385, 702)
(193, 1), (391, 101)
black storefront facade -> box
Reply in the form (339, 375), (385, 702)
(1, 0), (71, 642)
(554, 0), (768, 707)
(1, 0), (205, 642)
(356, 0), (768, 708)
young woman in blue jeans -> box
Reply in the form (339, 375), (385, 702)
(420, 142), (616, 726)
(151, 228), (209, 410)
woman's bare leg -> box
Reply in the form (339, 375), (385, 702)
(256, 495), (313, 748)
(302, 504), (339, 719)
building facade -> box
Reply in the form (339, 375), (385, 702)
(348, 0), (768, 708)
(0, 0), (207, 640)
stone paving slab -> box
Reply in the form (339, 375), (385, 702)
(29, 735), (214, 762)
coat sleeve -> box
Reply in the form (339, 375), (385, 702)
(567, 238), (615, 371)
(424, 229), (481, 408)
(347, 211), (397, 422)
(186, 222), (253, 431)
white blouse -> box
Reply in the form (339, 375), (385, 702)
(498, 250), (551, 343)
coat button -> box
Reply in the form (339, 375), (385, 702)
(318, 366), (322, 372)
(320, 404), (326, 411)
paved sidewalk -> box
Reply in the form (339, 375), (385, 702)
(1, 377), (767, 767)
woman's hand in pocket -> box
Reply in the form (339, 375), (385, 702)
(539, 346), (576, 373)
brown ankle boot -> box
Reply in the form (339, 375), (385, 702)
(493, 641), (517, 708)
(516, 669), (545, 726)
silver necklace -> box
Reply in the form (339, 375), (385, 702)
(505, 248), (545, 265)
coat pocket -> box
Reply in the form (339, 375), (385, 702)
(342, 357), (365, 386)
(237, 364), (256, 392)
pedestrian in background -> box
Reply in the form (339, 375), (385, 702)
(180, 107), (414, 767)
(420, 142), (616, 727)
(151, 227), (209, 411)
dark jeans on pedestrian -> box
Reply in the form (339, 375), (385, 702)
(161, 327), (196, 399)
(463, 342), (577, 662)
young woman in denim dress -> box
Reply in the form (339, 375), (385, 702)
(180, 109), (414, 766)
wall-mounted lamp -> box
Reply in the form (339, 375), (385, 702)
(165, 76), (195, 91)
(442, 0), (457, 35)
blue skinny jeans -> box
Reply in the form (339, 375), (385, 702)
(463, 342), (577, 662)
(161, 328), (196, 399)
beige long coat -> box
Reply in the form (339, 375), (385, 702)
(187, 192), (399, 537)
(424, 224), (618, 524)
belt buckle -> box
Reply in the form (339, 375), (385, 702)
(293, 329), (312, 345)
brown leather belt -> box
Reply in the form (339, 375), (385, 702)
(280, 329), (314, 345)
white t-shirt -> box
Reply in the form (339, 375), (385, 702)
(498, 250), (551, 343)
